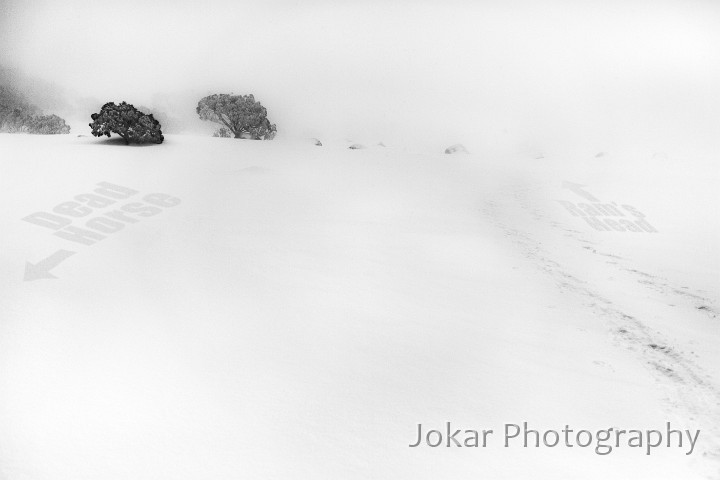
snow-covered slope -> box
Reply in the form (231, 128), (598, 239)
(0, 134), (718, 479)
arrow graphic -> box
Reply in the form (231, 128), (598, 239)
(24, 250), (76, 281)
(562, 181), (600, 202)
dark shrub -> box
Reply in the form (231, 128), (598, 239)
(89, 101), (164, 144)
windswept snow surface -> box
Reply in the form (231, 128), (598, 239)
(0, 134), (718, 479)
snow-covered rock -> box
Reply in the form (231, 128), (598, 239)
(444, 143), (468, 154)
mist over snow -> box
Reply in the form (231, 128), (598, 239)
(1, 0), (719, 153)
(1, 2), (720, 480)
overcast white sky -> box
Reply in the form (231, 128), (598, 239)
(1, 0), (719, 150)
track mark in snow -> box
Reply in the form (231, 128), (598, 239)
(481, 192), (720, 466)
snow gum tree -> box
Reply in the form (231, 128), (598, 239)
(89, 102), (164, 144)
(1, 79), (71, 134)
(27, 114), (71, 134)
(196, 93), (276, 140)
(0, 85), (39, 132)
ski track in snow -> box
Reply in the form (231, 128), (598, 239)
(481, 185), (720, 474)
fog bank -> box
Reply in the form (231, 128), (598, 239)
(1, 0), (719, 153)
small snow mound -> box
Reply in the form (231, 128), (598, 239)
(595, 151), (606, 158)
(348, 144), (366, 150)
(444, 144), (468, 154)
